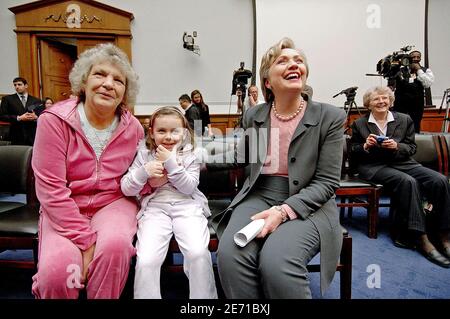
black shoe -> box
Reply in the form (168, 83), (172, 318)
(419, 249), (450, 268)
(394, 237), (416, 250)
(441, 246), (450, 259)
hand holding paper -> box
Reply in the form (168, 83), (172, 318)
(233, 219), (265, 247)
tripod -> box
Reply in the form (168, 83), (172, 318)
(333, 87), (362, 133)
(439, 88), (450, 133)
(234, 86), (248, 129)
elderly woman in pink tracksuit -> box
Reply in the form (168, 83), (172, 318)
(31, 43), (144, 299)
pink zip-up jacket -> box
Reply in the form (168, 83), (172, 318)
(32, 98), (144, 250)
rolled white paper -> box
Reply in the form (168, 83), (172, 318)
(234, 219), (265, 247)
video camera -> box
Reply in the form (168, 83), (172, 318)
(333, 86), (358, 99)
(333, 86), (358, 106)
(231, 62), (252, 98)
(376, 45), (414, 82)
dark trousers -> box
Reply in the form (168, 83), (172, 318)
(371, 165), (450, 234)
(216, 176), (320, 299)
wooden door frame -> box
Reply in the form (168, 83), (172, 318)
(19, 32), (131, 98)
(38, 37), (77, 101)
(9, 0), (134, 98)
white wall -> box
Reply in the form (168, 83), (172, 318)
(97, 0), (254, 115)
(429, 0), (450, 109)
(0, 0), (24, 95)
(0, 0), (254, 115)
(256, 0), (425, 107)
(1, 1), (448, 114)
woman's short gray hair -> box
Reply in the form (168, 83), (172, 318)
(362, 86), (395, 108)
(259, 37), (309, 103)
(69, 43), (139, 109)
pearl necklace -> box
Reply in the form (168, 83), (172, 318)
(272, 98), (304, 121)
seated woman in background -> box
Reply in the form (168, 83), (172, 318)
(191, 89), (212, 137)
(43, 97), (54, 109)
(32, 43), (144, 298)
(350, 86), (450, 268)
(208, 37), (346, 298)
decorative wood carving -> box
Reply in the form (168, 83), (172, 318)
(8, 0), (134, 104)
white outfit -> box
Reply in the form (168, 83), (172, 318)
(246, 98), (262, 108)
(416, 68), (434, 88)
(121, 140), (217, 299)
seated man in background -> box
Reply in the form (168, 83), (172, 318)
(350, 86), (450, 268)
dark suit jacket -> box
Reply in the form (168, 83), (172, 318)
(0, 93), (42, 145)
(209, 100), (346, 293)
(184, 104), (202, 136)
(350, 111), (421, 180)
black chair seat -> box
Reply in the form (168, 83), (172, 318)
(0, 202), (25, 213)
(0, 145), (39, 270)
(208, 198), (231, 215)
(0, 204), (39, 236)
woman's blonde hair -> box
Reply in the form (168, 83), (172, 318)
(69, 43), (139, 111)
(362, 86), (395, 108)
(259, 37), (309, 103)
(146, 106), (195, 152)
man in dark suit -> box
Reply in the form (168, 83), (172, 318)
(0, 77), (42, 145)
(178, 94), (202, 136)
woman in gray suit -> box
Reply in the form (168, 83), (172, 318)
(209, 37), (346, 298)
(350, 86), (450, 268)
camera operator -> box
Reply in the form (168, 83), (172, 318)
(236, 84), (261, 114)
(391, 50), (434, 133)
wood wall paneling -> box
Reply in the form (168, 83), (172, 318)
(136, 114), (241, 135)
(347, 108), (446, 133)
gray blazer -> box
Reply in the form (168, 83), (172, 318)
(210, 100), (346, 294)
(350, 111), (421, 180)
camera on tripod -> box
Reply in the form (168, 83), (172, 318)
(333, 86), (361, 133)
(376, 45), (414, 82)
(231, 62), (253, 100)
(333, 86), (358, 106)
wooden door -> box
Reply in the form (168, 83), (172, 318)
(39, 39), (77, 102)
(77, 38), (114, 56)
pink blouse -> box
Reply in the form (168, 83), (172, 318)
(261, 103), (307, 220)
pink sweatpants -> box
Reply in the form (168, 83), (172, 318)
(32, 197), (138, 299)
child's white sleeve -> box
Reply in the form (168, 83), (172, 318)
(121, 143), (150, 196)
(164, 153), (199, 195)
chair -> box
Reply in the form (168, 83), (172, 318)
(412, 134), (443, 173)
(435, 133), (450, 176)
(337, 135), (382, 238)
(0, 145), (39, 270)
